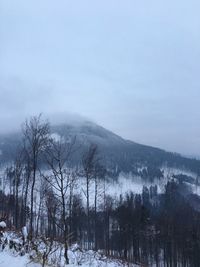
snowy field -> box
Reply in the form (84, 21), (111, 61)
(0, 251), (40, 267)
(0, 249), (138, 267)
(0, 231), (138, 267)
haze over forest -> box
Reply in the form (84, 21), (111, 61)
(2, 1), (200, 267)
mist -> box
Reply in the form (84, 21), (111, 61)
(1, 0), (200, 155)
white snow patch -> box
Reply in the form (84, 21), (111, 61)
(0, 247), (138, 267)
(51, 133), (61, 142)
(22, 226), (28, 241)
(0, 251), (40, 267)
(0, 221), (6, 228)
(161, 166), (197, 179)
(106, 173), (164, 198)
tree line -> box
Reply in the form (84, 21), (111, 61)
(0, 115), (200, 266)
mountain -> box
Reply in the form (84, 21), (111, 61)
(51, 120), (200, 180)
(0, 119), (200, 183)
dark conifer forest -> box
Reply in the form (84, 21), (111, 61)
(1, 116), (200, 266)
(1, 1), (200, 266)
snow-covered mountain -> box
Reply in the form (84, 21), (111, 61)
(1, 119), (200, 267)
(0, 119), (200, 186)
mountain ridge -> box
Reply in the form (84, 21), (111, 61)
(0, 119), (200, 180)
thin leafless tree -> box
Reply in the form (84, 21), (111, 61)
(44, 136), (77, 265)
(22, 114), (50, 240)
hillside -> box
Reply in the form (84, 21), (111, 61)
(0, 120), (200, 182)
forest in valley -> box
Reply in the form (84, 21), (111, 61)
(0, 115), (200, 267)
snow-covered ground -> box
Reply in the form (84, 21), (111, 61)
(0, 231), (138, 267)
(0, 250), (40, 267)
(0, 246), (137, 267)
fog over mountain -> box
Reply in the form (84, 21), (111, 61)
(2, 1), (200, 266)
(1, 0), (200, 155)
(1, 116), (200, 182)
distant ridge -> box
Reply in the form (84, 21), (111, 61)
(0, 119), (200, 180)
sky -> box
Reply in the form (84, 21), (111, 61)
(1, 0), (200, 155)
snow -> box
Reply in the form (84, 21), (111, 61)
(0, 231), (138, 267)
(108, 174), (162, 196)
(0, 251), (40, 267)
(161, 166), (197, 180)
(22, 226), (28, 241)
(0, 249), (137, 267)
(32, 167), (200, 213)
(0, 221), (6, 228)
(51, 133), (61, 142)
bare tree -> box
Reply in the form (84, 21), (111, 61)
(45, 187), (59, 239)
(21, 149), (31, 226)
(81, 144), (99, 250)
(44, 137), (76, 265)
(93, 162), (106, 250)
(22, 114), (50, 240)
(13, 151), (24, 229)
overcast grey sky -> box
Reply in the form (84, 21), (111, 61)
(1, 0), (200, 155)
